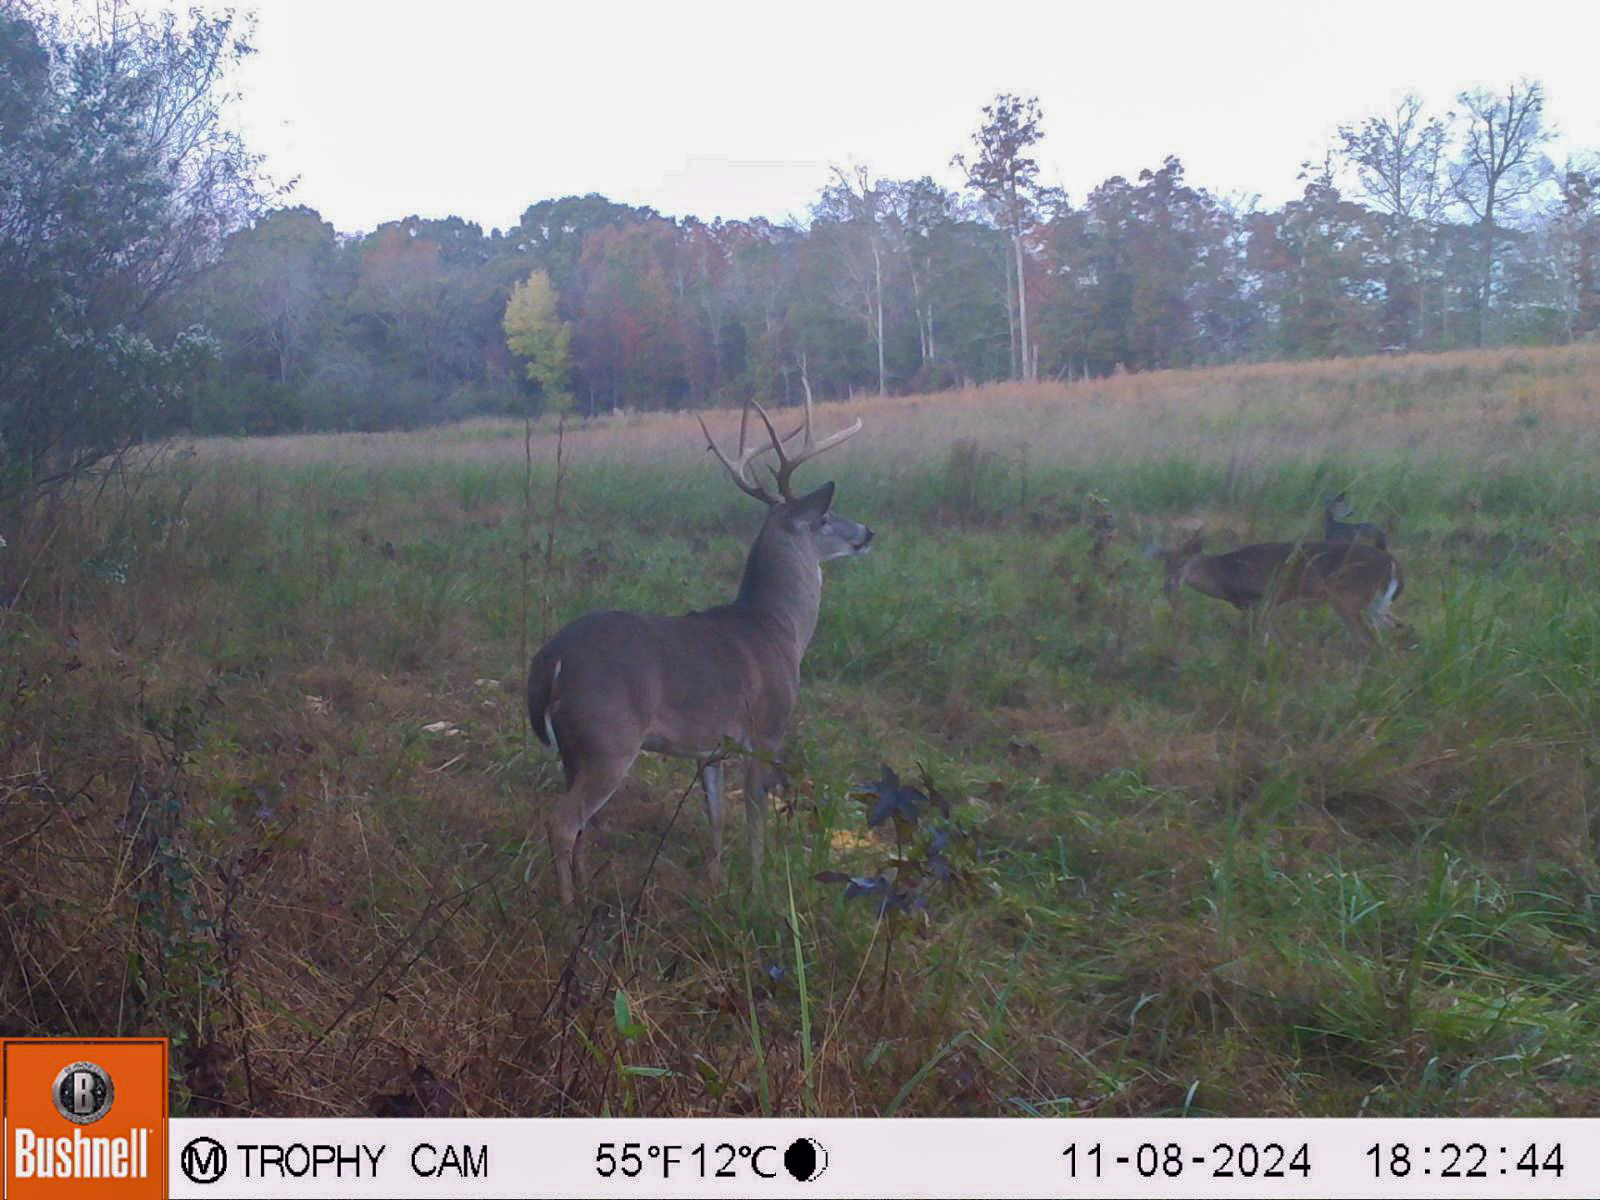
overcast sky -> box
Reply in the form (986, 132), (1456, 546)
(233, 0), (1600, 234)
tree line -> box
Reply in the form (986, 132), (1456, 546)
(4, 2), (1598, 504)
(187, 86), (1598, 433)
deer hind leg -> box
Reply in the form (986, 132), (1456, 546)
(549, 751), (635, 907)
(700, 759), (726, 887)
(1329, 594), (1378, 647)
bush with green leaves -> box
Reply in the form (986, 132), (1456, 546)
(0, 2), (263, 512)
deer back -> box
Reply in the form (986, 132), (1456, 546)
(528, 484), (869, 774)
(1284, 542), (1400, 604)
(1181, 541), (1399, 610)
(1323, 513), (1388, 549)
(529, 606), (800, 773)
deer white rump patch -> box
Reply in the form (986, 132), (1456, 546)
(1368, 571), (1400, 627)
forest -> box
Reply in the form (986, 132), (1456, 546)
(4, 2), (1598, 452)
(179, 92), (1599, 433)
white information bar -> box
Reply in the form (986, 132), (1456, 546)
(168, 1117), (1596, 1199)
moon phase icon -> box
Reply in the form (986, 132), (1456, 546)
(783, 1137), (829, 1182)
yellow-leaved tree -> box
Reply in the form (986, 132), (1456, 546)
(503, 270), (572, 411)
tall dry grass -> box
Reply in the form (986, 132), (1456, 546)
(190, 343), (1600, 475)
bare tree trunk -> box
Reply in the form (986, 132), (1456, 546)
(1012, 230), (1033, 380)
(1476, 211), (1495, 347)
(1003, 251), (1019, 379)
(908, 266), (928, 363)
(1414, 230), (1429, 346)
(872, 241), (886, 395)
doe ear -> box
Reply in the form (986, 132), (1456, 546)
(1178, 528), (1205, 555)
(788, 480), (835, 519)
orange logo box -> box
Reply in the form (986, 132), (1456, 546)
(2, 1039), (168, 1200)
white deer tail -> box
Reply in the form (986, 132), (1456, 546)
(528, 656), (563, 754)
(1368, 569), (1400, 627)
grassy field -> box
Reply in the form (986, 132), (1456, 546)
(4, 344), (1600, 1118)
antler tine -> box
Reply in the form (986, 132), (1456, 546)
(799, 415), (864, 457)
(704, 382), (860, 504)
(726, 401), (802, 471)
(743, 397), (789, 465)
(768, 373), (863, 500)
(800, 368), (817, 450)
(754, 420), (805, 456)
(699, 409), (780, 505)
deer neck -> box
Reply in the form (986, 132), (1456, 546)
(733, 523), (823, 659)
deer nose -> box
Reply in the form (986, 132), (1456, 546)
(858, 527), (874, 549)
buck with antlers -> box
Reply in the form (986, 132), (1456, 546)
(1155, 531), (1403, 646)
(527, 392), (870, 906)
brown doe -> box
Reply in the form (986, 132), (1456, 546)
(527, 391), (870, 905)
(1156, 530), (1403, 645)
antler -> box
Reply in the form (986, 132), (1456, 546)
(700, 367), (862, 505)
(768, 368), (863, 501)
(698, 403), (783, 505)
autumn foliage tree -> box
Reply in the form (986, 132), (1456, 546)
(573, 221), (700, 413)
(503, 270), (572, 411)
(1550, 163), (1600, 339)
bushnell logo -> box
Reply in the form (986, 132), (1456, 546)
(52, 1061), (115, 1125)
(2, 1037), (167, 1199)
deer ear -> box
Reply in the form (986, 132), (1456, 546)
(789, 481), (835, 519)
(1180, 528), (1205, 555)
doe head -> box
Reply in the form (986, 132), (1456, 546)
(1154, 528), (1205, 598)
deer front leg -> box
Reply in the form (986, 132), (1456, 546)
(1238, 601), (1266, 644)
(742, 752), (771, 889)
(701, 759), (726, 887)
